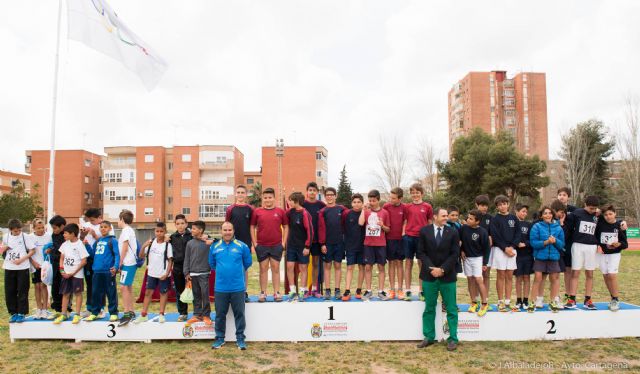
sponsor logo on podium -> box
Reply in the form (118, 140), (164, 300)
(311, 323), (323, 338)
(182, 322), (216, 338)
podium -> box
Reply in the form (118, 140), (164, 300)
(9, 297), (640, 343)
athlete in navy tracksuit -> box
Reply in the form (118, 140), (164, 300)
(318, 200), (348, 300)
(87, 233), (120, 319)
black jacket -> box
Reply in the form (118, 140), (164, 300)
(417, 224), (460, 283)
(170, 229), (193, 266)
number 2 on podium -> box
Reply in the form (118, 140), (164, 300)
(546, 320), (556, 334)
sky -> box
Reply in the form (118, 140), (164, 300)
(1, 0), (639, 192)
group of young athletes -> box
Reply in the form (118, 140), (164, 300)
(0, 182), (628, 327)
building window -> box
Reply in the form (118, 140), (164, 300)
(144, 207), (154, 216)
(168, 196), (173, 204)
(316, 170), (322, 178)
(182, 207), (191, 215)
(216, 156), (227, 163)
(84, 192), (90, 200)
(315, 152), (326, 161)
(168, 162), (173, 170)
(144, 189), (154, 197)
(144, 155), (154, 163)
(84, 176), (89, 184)
(201, 189), (220, 200)
(104, 172), (123, 183)
(144, 172), (154, 180)
(167, 214), (174, 221)
(181, 188), (191, 198)
(168, 179), (173, 187)
(182, 171), (191, 180)
(84, 159), (91, 167)
(198, 204), (230, 218)
(247, 178), (254, 185)
(182, 154), (191, 162)
(26, 156), (32, 164)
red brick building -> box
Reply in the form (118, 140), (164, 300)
(0, 170), (31, 196)
(448, 71), (549, 160)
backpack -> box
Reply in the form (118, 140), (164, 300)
(127, 239), (144, 268)
(146, 241), (170, 270)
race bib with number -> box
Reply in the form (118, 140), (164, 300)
(578, 221), (596, 235)
(366, 226), (381, 237)
(366, 213), (381, 237)
(600, 232), (618, 245)
(120, 270), (128, 284)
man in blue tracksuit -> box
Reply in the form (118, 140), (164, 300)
(85, 221), (120, 321)
(209, 221), (253, 350)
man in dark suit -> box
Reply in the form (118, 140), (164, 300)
(416, 207), (460, 351)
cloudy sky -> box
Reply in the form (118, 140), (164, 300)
(1, 0), (639, 191)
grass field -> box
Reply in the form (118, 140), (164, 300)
(2, 252), (640, 373)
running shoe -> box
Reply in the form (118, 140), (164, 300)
(564, 299), (577, 309)
(584, 299), (597, 310)
(334, 289), (341, 300)
(403, 291), (413, 301)
(419, 292), (425, 302)
(468, 303), (479, 313)
(158, 314), (166, 323)
(109, 314), (119, 322)
(72, 315), (81, 324)
(341, 290), (351, 301)
(389, 290), (396, 300)
(609, 299), (620, 312)
(527, 303), (536, 313)
(237, 339), (247, 350)
(378, 291), (390, 301)
(498, 301), (508, 313)
(288, 291), (298, 302)
(274, 292), (283, 302)
(362, 290), (372, 301)
(509, 304), (520, 313)
(186, 316), (201, 326)
(515, 302), (522, 310)
(177, 314), (188, 322)
(8, 314), (18, 323)
(14, 314), (25, 323)
(84, 314), (99, 322)
(118, 312), (133, 327)
(245, 292), (250, 303)
(47, 312), (61, 321)
(211, 338), (225, 349)
(97, 310), (107, 319)
(324, 289), (331, 301)
(203, 316), (213, 326)
(79, 310), (91, 318)
(258, 292), (267, 303)
(550, 301), (561, 313)
(397, 290), (405, 300)
(355, 289), (363, 299)
(298, 291), (306, 302)
(53, 314), (68, 324)
(477, 304), (489, 317)
(134, 315), (149, 324)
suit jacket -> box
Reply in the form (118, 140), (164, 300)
(417, 224), (460, 283)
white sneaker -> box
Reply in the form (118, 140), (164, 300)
(80, 310), (91, 318)
(535, 299), (544, 309)
(97, 310), (107, 319)
(33, 309), (41, 319)
(610, 299), (620, 312)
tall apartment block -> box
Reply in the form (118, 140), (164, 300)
(102, 145), (244, 234)
(261, 146), (328, 207)
(448, 71), (549, 160)
(25, 150), (102, 223)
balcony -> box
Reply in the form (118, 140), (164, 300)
(199, 176), (234, 186)
(199, 160), (234, 170)
(503, 80), (514, 88)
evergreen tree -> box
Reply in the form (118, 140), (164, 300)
(336, 165), (353, 208)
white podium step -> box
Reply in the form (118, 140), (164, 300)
(8, 297), (640, 343)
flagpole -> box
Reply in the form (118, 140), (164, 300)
(47, 0), (63, 222)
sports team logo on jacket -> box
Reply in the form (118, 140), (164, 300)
(508, 220), (515, 228)
(471, 233), (479, 241)
(521, 227), (529, 234)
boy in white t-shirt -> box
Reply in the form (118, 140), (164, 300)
(117, 209), (138, 326)
(30, 219), (52, 319)
(1, 218), (36, 323)
(53, 224), (89, 325)
(135, 222), (173, 323)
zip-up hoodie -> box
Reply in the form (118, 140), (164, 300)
(170, 229), (193, 265)
(208, 239), (252, 293)
(530, 220), (565, 261)
(90, 235), (120, 273)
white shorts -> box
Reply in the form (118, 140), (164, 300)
(597, 252), (621, 274)
(463, 256), (484, 277)
(571, 243), (597, 271)
(490, 246), (517, 270)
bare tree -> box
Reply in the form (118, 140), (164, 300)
(560, 123), (598, 203)
(375, 134), (408, 193)
(414, 136), (441, 198)
(617, 96), (640, 221)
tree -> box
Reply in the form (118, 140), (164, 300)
(336, 165), (353, 208)
(438, 129), (548, 211)
(0, 181), (43, 226)
(414, 136), (441, 199)
(560, 119), (615, 203)
(249, 181), (262, 208)
(375, 134), (408, 193)
(616, 96), (640, 221)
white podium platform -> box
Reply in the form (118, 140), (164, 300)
(8, 297), (640, 343)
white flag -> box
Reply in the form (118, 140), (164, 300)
(67, 0), (168, 90)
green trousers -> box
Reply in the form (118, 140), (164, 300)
(422, 280), (458, 343)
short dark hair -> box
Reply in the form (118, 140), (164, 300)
(289, 191), (305, 205)
(263, 187), (275, 196)
(351, 193), (364, 203)
(306, 182), (319, 191)
(390, 187), (404, 199)
(409, 183), (424, 194)
(192, 220), (206, 231)
(119, 209), (134, 224)
(557, 187), (572, 197)
(63, 223), (80, 237)
(474, 194), (490, 206)
(538, 205), (555, 219)
(467, 209), (481, 222)
(515, 203), (529, 212)
(175, 214), (187, 223)
(156, 222), (166, 230)
(584, 195), (600, 207)
(8, 219), (22, 230)
(49, 215), (66, 228)
(602, 204), (616, 214)
(325, 187), (337, 195)
(550, 199), (566, 213)
(84, 208), (102, 219)
(236, 184), (247, 191)
(367, 189), (381, 200)
(494, 195), (509, 206)
(447, 205), (460, 214)
(434, 207), (448, 216)
(100, 220), (112, 228)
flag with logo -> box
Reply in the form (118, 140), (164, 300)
(67, 0), (168, 90)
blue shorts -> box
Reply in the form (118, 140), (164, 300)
(310, 243), (322, 257)
(386, 239), (404, 261)
(364, 246), (386, 265)
(346, 248), (364, 266)
(286, 246), (310, 264)
(119, 265), (137, 286)
(324, 243), (345, 263)
(146, 275), (171, 294)
(403, 235), (419, 259)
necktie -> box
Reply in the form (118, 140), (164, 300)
(436, 227), (442, 247)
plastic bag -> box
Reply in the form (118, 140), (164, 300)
(41, 259), (53, 286)
(180, 280), (194, 304)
